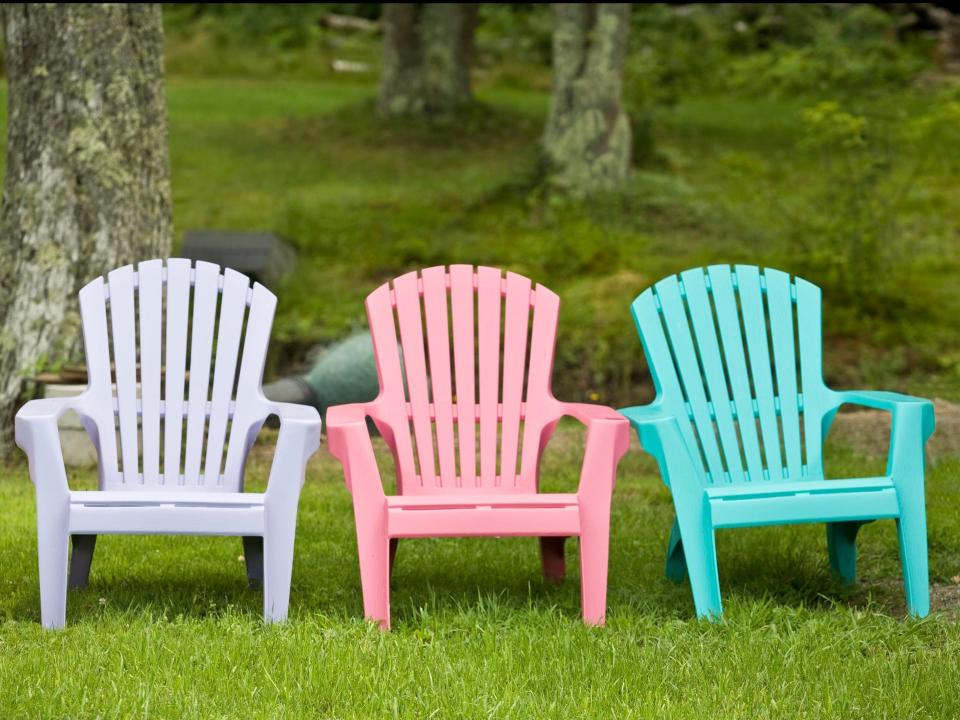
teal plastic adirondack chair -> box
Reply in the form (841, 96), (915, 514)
(620, 265), (935, 619)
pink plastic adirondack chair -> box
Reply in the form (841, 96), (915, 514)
(327, 265), (630, 629)
(15, 259), (321, 628)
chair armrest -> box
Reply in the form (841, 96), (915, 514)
(326, 403), (386, 498)
(554, 401), (630, 459)
(832, 390), (935, 476)
(618, 403), (680, 452)
(618, 403), (674, 426)
(326, 403), (374, 459)
(15, 397), (87, 496)
(16, 395), (90, 426)
(834, 390), (935, 439)
(551, 401), (630, 496)
(263, 402), (321, 500)
(555, 401), (626, 425)
(619, 403), (705, 491)
(267, 400), (324, 426)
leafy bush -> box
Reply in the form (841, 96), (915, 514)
(625, 4), (933, 110)
(716, 89), (960, 343)
(474, 4), (553, 69)
(162, 4), (381, 79)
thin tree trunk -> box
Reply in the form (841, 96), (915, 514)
(543, 4), (632, 196)
(0, 4), (171, 455)
(378, 3), (478, 118)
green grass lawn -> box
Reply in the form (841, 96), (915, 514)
(1, 427), (959, 718)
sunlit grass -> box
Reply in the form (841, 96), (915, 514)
(1, 425), (959, 717)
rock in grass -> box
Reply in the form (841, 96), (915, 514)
(263, 332), (384, 430)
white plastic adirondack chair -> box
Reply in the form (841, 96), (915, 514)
(15, 259), (321, 628)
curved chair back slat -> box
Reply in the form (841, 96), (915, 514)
(632, 264), (828, 485)
(366, 265), (561, 494)
(77, 259), (276, 490)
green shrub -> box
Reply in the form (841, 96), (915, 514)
(716, 89), (960, 345)
(625, 4), (933, 107)
(162, 4), (381, 80)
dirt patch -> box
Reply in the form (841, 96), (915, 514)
(863, 576), (960, 618)
(931, 581), (960, 615)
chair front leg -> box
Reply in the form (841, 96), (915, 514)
(37, 494), (71, 629)
(328, 403), (393, 628)
(18, 414), (73, 629)
(578, 493), (613, 626)
(354, 495), (391, 629)
(672, 492), (722, 620)
(575, 416), (629, 626)
(888, 402), (931, 618)
(261, 405), (321, 623)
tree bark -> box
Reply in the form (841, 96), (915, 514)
(543, 4), (632, 196)
(0, 4), (171, 454)
(378, 3), (478, 118)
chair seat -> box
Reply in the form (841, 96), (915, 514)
(70, 490), (265, 507)
(68, 490), (266, 536)
(386, 492), (579, 510)
(386, 492), (581, 538)
(706, 477), (900, 528)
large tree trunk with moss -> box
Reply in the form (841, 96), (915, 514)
(378, 3), (479, 118)
(543, 4), (632, 196)
(0, 4), (171, 455)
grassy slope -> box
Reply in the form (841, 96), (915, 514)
(0, 431), (959, 717)
(1, 74), (957, 400)
(163, 75), (959, 401)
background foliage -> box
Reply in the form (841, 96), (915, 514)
(51, 4), (960, 402)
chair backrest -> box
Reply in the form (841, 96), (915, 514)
(631, 264), (832, 485)
(77, 259), (277, 491)
(365, 265), (562, 495)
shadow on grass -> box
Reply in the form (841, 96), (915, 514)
(5, 538), (942, 627)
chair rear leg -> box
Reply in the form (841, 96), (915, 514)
(896, 483), (930, 617)
(664, 517), (687, 583)
(37, 511), (70, 629)
(674, 504), (722, 619)
(826, 521), (862, 584)
(539, 536), (567, 583)
(263, 502), (299, 623)
(68, 535), (97, 589)
(242, 536), (264, 589)
(389, 538), (399, 576)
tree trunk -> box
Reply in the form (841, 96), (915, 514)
(930, 6), (960, 73)
(543, 4), (632, 196)
(0, 4), (171, 455)
(378, 3), (478, 118)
